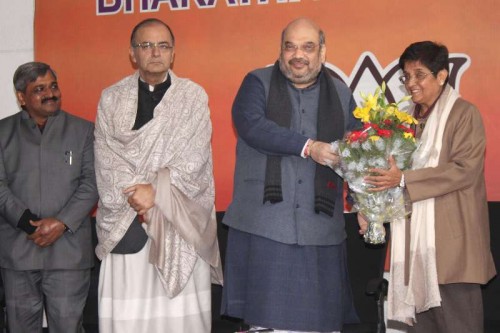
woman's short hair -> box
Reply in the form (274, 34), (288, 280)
(399, 41), (449, 81)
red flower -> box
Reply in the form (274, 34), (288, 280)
(364, 122), (379, 131)
(348, 130), (364, 142)
(397, 124), (415, 136)
(377, 129), (392, 138)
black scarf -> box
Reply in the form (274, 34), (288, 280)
(263, 62), (345, 216)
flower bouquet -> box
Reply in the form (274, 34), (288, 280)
(332, 83), (418, 244)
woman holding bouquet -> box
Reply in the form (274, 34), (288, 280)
(359, 41), (496, 333)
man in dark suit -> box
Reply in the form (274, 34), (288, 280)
(0, 62), (98, 333)
(221, 18), (360, 332)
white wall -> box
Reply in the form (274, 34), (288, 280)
(0, 0), (34, 119)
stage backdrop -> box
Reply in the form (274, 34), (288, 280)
(35, 0), (500, 209)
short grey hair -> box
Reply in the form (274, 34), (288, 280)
(13, 62), (57, 93)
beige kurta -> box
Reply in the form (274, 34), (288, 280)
(405, 97), (495, 285)
(388, 86), (496, 325)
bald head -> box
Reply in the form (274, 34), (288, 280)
(281, 18), (325, 47)
(279, 18), (326, 89)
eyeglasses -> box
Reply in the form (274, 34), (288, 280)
(282, 42), (320, 54)
(399, 71), (434, 84)
(132, 41), (173, 52)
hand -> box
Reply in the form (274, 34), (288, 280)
(364, 155), (403, 192)
(123, 183), (155, 216)
(309, 141), (340, 167)
(357, 213), (369, 235)
(27, 218), (66, 247)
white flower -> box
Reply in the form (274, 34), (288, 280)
(350, 141), (360, 149)
(359, 156), (368, 164)
(392, 138), (402, 151)
(361, 140), (372, 151)
(375, 139), (386, 151)
(341, 148), (351, 158)
(347, 161), (357, 171)
(370, 157), (387, 169)
(356, 159), (367, 172)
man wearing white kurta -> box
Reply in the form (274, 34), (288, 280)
(94, 18), (222, 333)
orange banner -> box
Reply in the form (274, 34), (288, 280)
(35, 0), (500, 208)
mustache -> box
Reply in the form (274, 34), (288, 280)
(289, 58), (309, 66)
(41, 96), (59, 104)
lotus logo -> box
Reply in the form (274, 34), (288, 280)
(325, 51), (471, 110)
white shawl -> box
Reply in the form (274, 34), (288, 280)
(388, 85), (459, 324)
(94, 71), (222, 296)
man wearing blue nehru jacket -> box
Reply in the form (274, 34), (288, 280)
(222, 17), (360, 333)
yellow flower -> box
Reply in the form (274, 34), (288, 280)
(395, 110), (406, 122)
(369, 135), (380, 141)
(364, 93), (378, 111)
(353, 106), (371, 122)
(403, 132), (414, 139)
(356, 82), (417, 126)
(395, 110), (417, 125)
(404, 113), (418, 125)
(386, 106), (397, 116)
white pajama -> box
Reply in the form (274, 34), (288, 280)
(98, 240), (212, 333)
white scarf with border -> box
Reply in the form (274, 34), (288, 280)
(388, 85), (459, 324)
